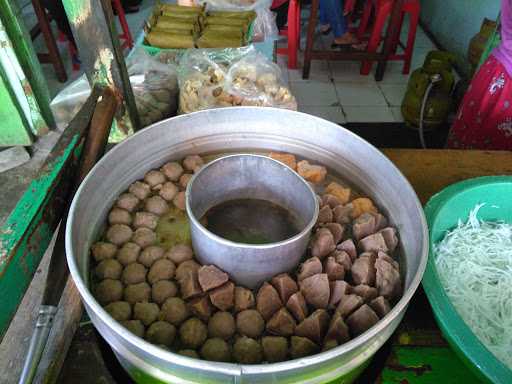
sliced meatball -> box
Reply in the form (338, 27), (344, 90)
(295, 309), (330, 344)
(351, 254), (376, 286)
(300, 273), (330, 309)
(369, 296), (392, 318)
(286, 291), (309, 322)
(346, 304), (379, 336)
(266, 308), (296, 337)
(256, 282), (282, 321)
(271, 273), (298, 303)
(336, 294), (364, 318)
(328, 280), (351, 309)
(297, 257), (322, 281)
(324, 257), (345, 281)
(198, 265), (229, 292)
(234, 286), (255, 312)
(310, 228), (336, 259)
(375, 258), (401, 300)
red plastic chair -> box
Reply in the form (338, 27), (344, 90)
(277, 0), (301, 69)
(112, 0), (134, 50)
(357, 0), (420, 75)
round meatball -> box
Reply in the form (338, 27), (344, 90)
(179, 174), (193, 190)
(145, 196), (169, 216)
(233, 336), (263, 364)
(161, 162), (183, 181)
(236, 310), (265, 338)
(200, 338), (231, 362)
(161, 297), (189, 325)
(152, 280), (178, 305)
(106, 224), (133, 245)
(144, 170), (166, 187)
(95, 259), (123, 280)
(146, 321), (176, 346)
(183, 155), (204, 173)
(179, 318), (207, 349)
(159, 182), (179, 202)
(124, 282), (151, 304)
(173, 191), (186, 211)
(121, 319), (145, 338)
(108, 208), (132, 226)
(132, 228), (157, 248)
(104, 301), (132, 321)
(148, 259), (176, 284)
(129, 181), (151, 200)
(139, 245), (165, 267)
(122, 262), (147, 285)
(133, 302), (160, 326)
(116, 193), (139, 212)
(91, 242), (117, 262)
(133, 212), (159, 230)
(261, 336), (288, 363)
(175, 260), (200, 282)
(178, 349), (199, 358)
(208, 312), (235, 340)
(117, 242), (141, 266)
(95, 279), (123, 305)
(165, 244), (193, 265)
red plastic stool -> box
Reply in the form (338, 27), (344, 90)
(357, 0), (420, 75)
(277, 0), (300, 69)
(112, 0), (134, 50)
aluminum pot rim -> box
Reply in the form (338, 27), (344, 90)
(185, 153), (319, 250)
(65, 107), (429, 375)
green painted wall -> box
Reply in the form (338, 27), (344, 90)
(420, 0), (500, 76)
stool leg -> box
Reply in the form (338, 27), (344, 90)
(360, 8), (389, 75)
(303, 0), (319, 79)
(288, 0), (299, 69)
(402, 9), (419, 74)
(112, 0), (134, 49)
(357, 0), (373, 40)
(391, 12), (405, 55)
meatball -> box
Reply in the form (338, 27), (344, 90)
(179, 174), (193, 189)
(178, 349), (199, 358)
(152, 280), (178, 305)
(95, 259), (123, 280)
(159, 182), (179, 201)
(105, 224), (133, 245)
(95, 279), (123, 305)
(116, 193), (139, 212)
(208, 312), (235, 340)
(134, 302), (160, 326)
(160, 297), (189, 325)
(104, 301), (132, 321)
(121, 320), (145, 338)
(165, 244), (193, 265)
(161, 162), (184, 181)
(236, 310), (265, 338)
(132, 228), (157, 248)
(117, 242), (141, 266)
(233, 336), (263, 364)
(139, 245), (165, 267)
(121, 262), (147, 285)
(200, 338), (231, 362)
(290, 336), (319, 359)
(175, 260), (201, 282)
(148, 259), (176, 284)
(129, 181), (151, 200)
(108, 208), (132, 226)
(144, 170), (166, 187)
(179, 318), (208, 349)
(146, 321), (176, 347)
(124, 282), (151, 304)
(133, 212), (159, 230)
(91, 242), (117, 262)
(183, 155), (204, 173)
(261, 336), (288, 363)
(173, 191), (186, 211)
(144, 196), (169, 216)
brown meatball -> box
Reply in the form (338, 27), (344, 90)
(139, 245), (165, 267)
(106, 224), (133, 245)
(234, 286), (255, 312)
(91, 242), (117, 262)
(173, 191), (186, 211)
(121, 320), (145, 338)
(116, 193), (139, 212)
(236, 309), (265, 338)
(179, 318), (208, 349)
(124, 282), (151, 304)
(208, 311), (236, 340)
(160, 297), (189, 325)
(133, 212), (159, 230)
(233, 336), (263, 364)
(261, 336), (288, 363)
(145, 196), (169, 216)
(175, 260), (201, 281)
(108, 208), (132, 226)
(165, 244), (194, 265)
(161, 162), (184, 181)
(95, 279), (123, 305)
(95, 259), (123, 280)
(133, 302), (160, 326)
(117, 242), (141, 266)
(179, 174), (193, 189)
(122, 262), (147, 285)
(148, 259), (176, 284)
(183, 155), (204, 173)
(146, 321), (176, 347)
(144, 170), (166, 187)
(129, 181), (151, 200)
(178, 349), (199, 358)
(132, 228), (157, 248)
(159, 182), (179, 201)
(152, 280), (178, 305)
(104, 301), (132, 321)
(200, 338), (231, 362)
(290, 336), (319, 359)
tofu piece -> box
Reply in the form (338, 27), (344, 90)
(325, 182), (351, 204)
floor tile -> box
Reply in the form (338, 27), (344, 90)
(289, 59), (332, 82)
(335, 82), (387, 106)
(379, 84), (408, 106)
(290, 80), (338, 106)
(391, 106), (404, 122)
(299, 105), (346, 124)
(343, 106), (395, 122)
(330, 61), (377, 84)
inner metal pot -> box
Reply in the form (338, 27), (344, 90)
(186, 154), (318, 289)
(66, 107), (428, 384)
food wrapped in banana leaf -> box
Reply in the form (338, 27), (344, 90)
(160, 3), (203, 14)
(207, 10), (256, 22)
(196, 32), (243, 48)
(202, 24), (244, 35)
(152, 26), (194, 35)
(204, 16), (249, 31)
(146, 31), (195, 49)
(157, 13), (199, 24)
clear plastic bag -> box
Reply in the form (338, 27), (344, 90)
(50, 74), (91, 130)
(178, 45), (296, 113)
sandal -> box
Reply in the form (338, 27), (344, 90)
(321, 26), (332, 35)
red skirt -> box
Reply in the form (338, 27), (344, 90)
(447, 55), (512, 150)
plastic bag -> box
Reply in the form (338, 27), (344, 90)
(50, 74), (91, 130)
(178, 45), (296, 113)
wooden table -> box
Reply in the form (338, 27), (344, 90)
(303, 0), (405, 80)
(1, 149), (511, 383)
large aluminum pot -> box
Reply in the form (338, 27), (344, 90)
(66, 107), (428, 384)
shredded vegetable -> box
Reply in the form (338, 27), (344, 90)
(435, 204), (512, 369)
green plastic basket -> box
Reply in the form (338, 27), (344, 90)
(422, 176), (512, 384)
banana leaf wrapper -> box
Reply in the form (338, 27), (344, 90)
(196, 33), (243, 48)
(152, 26), (194, 35)
(156, 17), (197, 31)
(146, 31), (195, 49)
(205, 16), (249, 32)
(201, 28), (244, 40)
(158, 13), (199, 23)
(208, 10), (256, 22)
(160, 4), (203, 14)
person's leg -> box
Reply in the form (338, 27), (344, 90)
(320, 0), (346, 38)
(272, 1), (290, 30)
